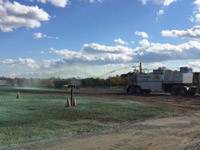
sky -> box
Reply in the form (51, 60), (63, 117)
(1, 0), (200, 78)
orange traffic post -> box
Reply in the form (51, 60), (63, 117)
(72, 97), (77, 107)
(65, 96), (71, 107)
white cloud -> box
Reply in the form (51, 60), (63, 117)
(149, 62), (164, 67)
(37, 0), (69, 7)
(161, 25), (200, 39)
(188, 61), (200, 68)
(87, 0), (103, 3)
(37, 0), (46, 3)
(114, 38), (128, 45)
(141, 0), (147, 5)
(139, 39), (150, 47)
(191, 0), (200, 22)
(33, 32), (43, 39)
(43, 43), (133, 69)
(2, 40), (200, 78)
(135, 31), (149, 38)
(0, 58), (43, 78)
(33, 32), (59, 39)
(130, 41), (135, 44)
(156, 9), (164, 21)
(133, 40), (200, 62)
(0, 1), (50, 32)
(43, 40), (200, 70)
(142, 62), (164, 71)
(190, 17), (195, 23)
(1, 58), (39, 69)
(140, 0), (177, 6)
(194, 0), (200, 8)
(81, 43), (133, 55)
(195, 14), (200, 22)
(157, 9), (164, 16)
(36, 0), (102, 7)
(156, 9), (165, 20)
(80, 0), (103, 3)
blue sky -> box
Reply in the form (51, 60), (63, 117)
(1, 0), (200, 78)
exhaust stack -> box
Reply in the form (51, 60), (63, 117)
(139, 63), (142, 73)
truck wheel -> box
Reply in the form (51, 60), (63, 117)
(188, 87), (197, 96)
(127, 86), (136, 94)
(136, 86), (143, 94)
(179, 87), (188, 96)
(144, 90), (151, 94)
(127, 86), (132, 94)
(171, 87), (178, 95)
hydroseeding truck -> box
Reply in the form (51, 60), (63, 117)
(127, 63), (200, 96)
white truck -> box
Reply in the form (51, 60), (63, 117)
(127, 66), (200, 95)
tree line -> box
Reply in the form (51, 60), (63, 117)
(0, 75), (131, 88)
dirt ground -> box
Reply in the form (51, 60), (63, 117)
(26, 90), (200, 150)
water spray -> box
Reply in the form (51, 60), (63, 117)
(96, 66), (131, 79)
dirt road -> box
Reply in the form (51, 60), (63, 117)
(30, 91), (200, 150)
(41, 112), (200, 150)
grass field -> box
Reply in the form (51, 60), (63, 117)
(0, 87), (174, 149)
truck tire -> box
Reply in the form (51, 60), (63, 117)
(127, 86), (132, 94)
(144, 90), (151, 94)
(127, 86), (136, 94)
(188, 87), (197, 96)
(179, 87), (188, 96)
(136, 86), (143, 94)
(171, 87), (178, 95)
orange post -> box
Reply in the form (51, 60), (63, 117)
(65, 97), (71, 107)
(72, 97), (77, 107)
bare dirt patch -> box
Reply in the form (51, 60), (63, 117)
(31, 112), (200, 150)
(74, 90), (200, 113)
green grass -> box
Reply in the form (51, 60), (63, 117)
(0, 87), (174, 149)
